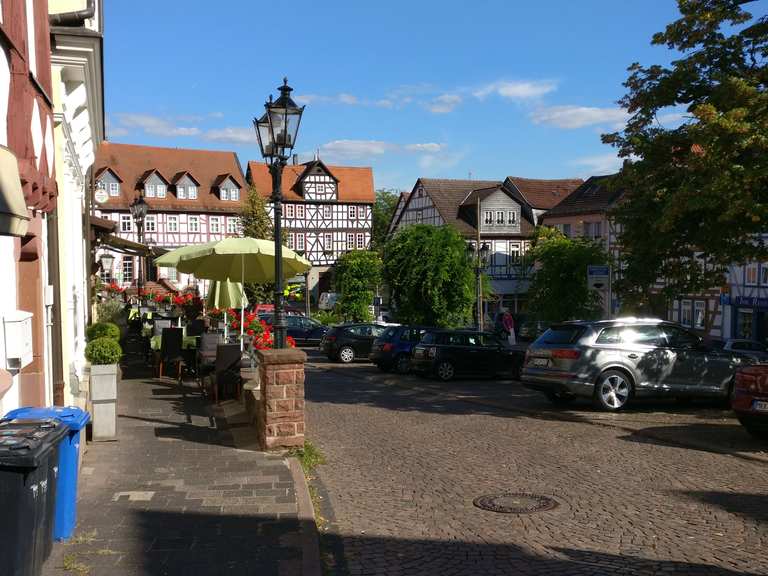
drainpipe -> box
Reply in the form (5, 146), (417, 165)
(48, 0), (95, 26)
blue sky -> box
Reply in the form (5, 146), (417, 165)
(104, 0), (693, 191)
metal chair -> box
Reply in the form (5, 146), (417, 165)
(196, 333), (219, 395)
(186, 318), (205, 337)
(159, 328), (185, 381)
(211, 343), (241, 404)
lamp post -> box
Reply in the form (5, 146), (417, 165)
(99, 252), (115, 281)
(254, 78), (305, 349)
(129, 194), (149, 302)
(467, 242), (490, 330)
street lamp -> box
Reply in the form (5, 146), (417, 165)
(99, 252), (114, 280)
(466, 242), (490, 330)
(254, 77), (305, 349)
(129, 194), (149, 301)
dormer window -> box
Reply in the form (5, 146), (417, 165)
(496, 211), (504, 225)
(177, 186), (186, 199)
(188, 185), (197, 199)
(146, 184), (155, 198)
(109, 182), (120, 197)
(156, 184), (166, 198)
(484, 211), (493, 225)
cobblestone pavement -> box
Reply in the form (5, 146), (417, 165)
(305, 353), (768, 576)
(42, 346), (301, 576)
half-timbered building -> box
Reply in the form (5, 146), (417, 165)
(93, 142), (247, 295)
(246, 159), (374, 299)
(389, 176), (582, 314)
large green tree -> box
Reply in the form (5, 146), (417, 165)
(527, 227), (608, 323)
(239, 186), (274, 304)
(603, 0), (767, 312)
(334, 250), (382, 322)
(383, 225), (474, 327)
(371, 188), (401, 251)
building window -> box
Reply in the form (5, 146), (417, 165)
(227, 217), (239, 234)
(287, 233), (295, 250)
(285, 204), (295, 219)
(737, 308), (754, 339)
(296, 233), (305, 252)
(230, 188), (239, 201)
(161, 266), (177, 283)
(96, 180), (105, 191)
(681, 299), (692, 327)
(323, 233), (333, 253)
(484, 210), (493, 225)
(167, 215), (178, 233)
(120, 214), (132, 232)
(507, 211), (517, 224)
(156, 184), (166, 198)
(296, 205), (305, 219)
(188, 185), (197, 199)
(349, 205), (357, 219)
(347, 233), (355, 250)
(562, 223), (571, 237)
(323, 205), (332, 219)
(145, 215), (157, 233)
(221, 188), (229, 201)
(109, 182), (120, 197)
(761, 264), (768, 286)
(415, 211), (423, 224)
(510, 244), (521, 264)
(177, 186), (186, 199)
(315, 183), (325, 196)
(583, 222), (592, 238)
(496, 211), (504, 225)
(122, 257), (133, 283)
(210, 217), (221, 234)
(357, 233), (365, 250)
(746, 262), (759, 286)
(694, 300), (706, 330)
(594, 221), (602, 238)
(145, 184), (155, 198)
(188, 216), (199, 233)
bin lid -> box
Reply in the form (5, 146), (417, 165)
(0, 420), (68, 469)
(3, 406), (91, 431)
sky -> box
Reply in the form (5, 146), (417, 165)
(104, 0), (697, 191)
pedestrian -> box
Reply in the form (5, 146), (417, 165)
(502, 308), (516, 346)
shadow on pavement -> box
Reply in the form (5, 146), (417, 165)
(619, 423), (768, 456)
(681, 491), (768, 525)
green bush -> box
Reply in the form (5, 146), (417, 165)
(95, 296), (125, 325)
(84, 337), (122, 365)
(313, 310), (342, 326)
(86, 322), (121, 341)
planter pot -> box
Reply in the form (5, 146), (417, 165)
(90, 363), (119, 441)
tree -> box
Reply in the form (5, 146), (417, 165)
(603, 0), (768, 312)
(371, 188), (401, 251)
(334, 250), (382, 322)
(383, 225), (475, 327)
(239, 186), (274, 304)
(527, 227), (608, 323)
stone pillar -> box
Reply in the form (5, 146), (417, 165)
(255, 348), (306, 450)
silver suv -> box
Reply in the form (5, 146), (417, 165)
(522, 318), (752, 411)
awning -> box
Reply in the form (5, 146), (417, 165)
(97, 233), (161, 257)
(0, 146), (31, 237)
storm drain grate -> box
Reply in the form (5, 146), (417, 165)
(473, 493), (559, 514)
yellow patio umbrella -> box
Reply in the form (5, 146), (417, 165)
(153, 242), (217, 268)
(175, 237), (311, 349)
(206, 280), (248, 309)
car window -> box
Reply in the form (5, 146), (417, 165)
(480, 334), (504, 347)
(446, 333), (466, 346)
(731, 341), (747, 350)
(597, 325), (665, 347)
(345, 326), (363, 336)
(381, 327), (398, 342)
(286, 316), (301, 328)
(663, 326), (700, 349)
(421, 332), (436, 345)
(409, 328), (427, 342)
(466, 334), (482, 347)
(540, 326), (584, 344)
(372, 326), (387, 337)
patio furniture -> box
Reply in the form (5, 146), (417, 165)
(210, 343), (241, 404)
(196, 332), (220, 396)
(159, 328), (185, 380)
(153, 319), (171, 338)
(186, 318), (205, 337)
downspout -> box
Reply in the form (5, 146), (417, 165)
(47, 208), (65, 405)
(48, 0), (95, 26)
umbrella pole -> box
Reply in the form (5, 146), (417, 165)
(240, 254), (245, 352)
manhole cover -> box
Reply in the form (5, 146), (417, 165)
(473, 493), (559, 514)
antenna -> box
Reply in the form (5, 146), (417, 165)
(468, 170), (473, 180)
(314, 148), (319, 161)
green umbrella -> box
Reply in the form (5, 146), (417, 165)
(206, 280), (247, 309)
(175, 237), (311, 349)
(153, 242), (217, 268)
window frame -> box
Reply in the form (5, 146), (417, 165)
(349, 205), (357, 219)
(285, 204), (295, 219)
(188, 215), (199, 233)
(323, 232), (333, 253)
(356, 233), (365, 250)
(230, 188), (240, 201)
(495, 210), (504, 225)
(347, 233), (355, 251)
(507, 211), (516, 225)
(145, 215), (157, 233)
(122, 257), (133, 283)
(484, 210), (493, 225)
(145, 184), (156, 198)
(322, 205), (332, 219)
(761, 263), (768, 286)
(746, 262), (759, 286)
(680, 299), (693, 327)
(156, 184), (167, 198)
(167, 215), (179, 233)
(295, 233), (305, 252)
(694, 300), (706, 330)
(287, 233), (295, 250)
(108, 182), (120, 197)
(120, 214), (132, 233)
(177, 185), (186, 200)
(296, 204), (305, 219)
(226, 217), (239, 234)
(209, 216), (221, 234)
(188, 185), (197, 199)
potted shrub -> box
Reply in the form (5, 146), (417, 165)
(85, 336), (122, 440)
(86, 321), (121, 341)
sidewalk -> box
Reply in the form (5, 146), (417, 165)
(42, 338), (304, 576)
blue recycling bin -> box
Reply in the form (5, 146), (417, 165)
(3, 406), (90, 541)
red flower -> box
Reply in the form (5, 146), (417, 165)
(247, 329), (254, 336)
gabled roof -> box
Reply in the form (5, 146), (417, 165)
(294, 159), (340, 185)
(171, 171), (200, 186)
(93, 142), (247, 212)
(94, 166), (123, 182)
(138, 169), (169, 186)
(504, 176), (583, 210)
(212, 173), (243, 189)
(246, 160), (374, 203)
(460, 186), (501, 206)
(386, 191), (411, 235)
(541, 175), (622, 219)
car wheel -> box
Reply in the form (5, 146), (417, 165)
(338, 346), (355, 364)
(593, 370), (633, 411)
(395, 355), (410, 374)
(436, 361), (455, 382)
(544, 392), (576, 406)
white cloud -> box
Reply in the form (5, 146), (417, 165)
(106, 117), (129, 138)
(337, 93), (358, 105)
(531, 105), (629, 129)
(427, 94), (462, 114)
(209, 111), (225, 119)
(657, 111), (686, 126)
(404, 143), (445, 153)
(204, 127), (258, 144)
(570, 153), (624, 176)
(373, 99), (394, 109)
(116, 113), (201, 137)
(320, 140), (396, 159)
(473, 80), (557, 100)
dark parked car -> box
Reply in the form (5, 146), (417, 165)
(369, 325), (431, 373)
(733, 364), (768, 439)
(411, 330), (524, 381)
(723, 339), (768, 363)
(320, 323), (389, 363)
(259, 314), (329, 346)
(522, 318), (753, 411)
(517, 319), (549, 341)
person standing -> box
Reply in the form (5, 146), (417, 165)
(502, 309), (516, 346)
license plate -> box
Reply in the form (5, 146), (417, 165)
(532, 358), (549, 367)
(753, 400), (768, 412)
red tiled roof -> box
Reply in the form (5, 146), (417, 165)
(246, 160), (374, 204)
(505, 176), (584, 210)
(93, 142), (246, 212)
(541, 175), (623, 219)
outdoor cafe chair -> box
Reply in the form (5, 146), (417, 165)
(159, 328), (185, 381)
(196, 333), (219, 395)
(186, 318), (205, 337)
(210, 343), (241, 405)
(153, 319), (171, 338)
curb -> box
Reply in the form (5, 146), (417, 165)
(307, 362), (768, 466)
(288, 457), (322, 576)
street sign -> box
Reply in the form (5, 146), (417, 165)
(587, 265), (610, 290)
(94, 188), (109, 204)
